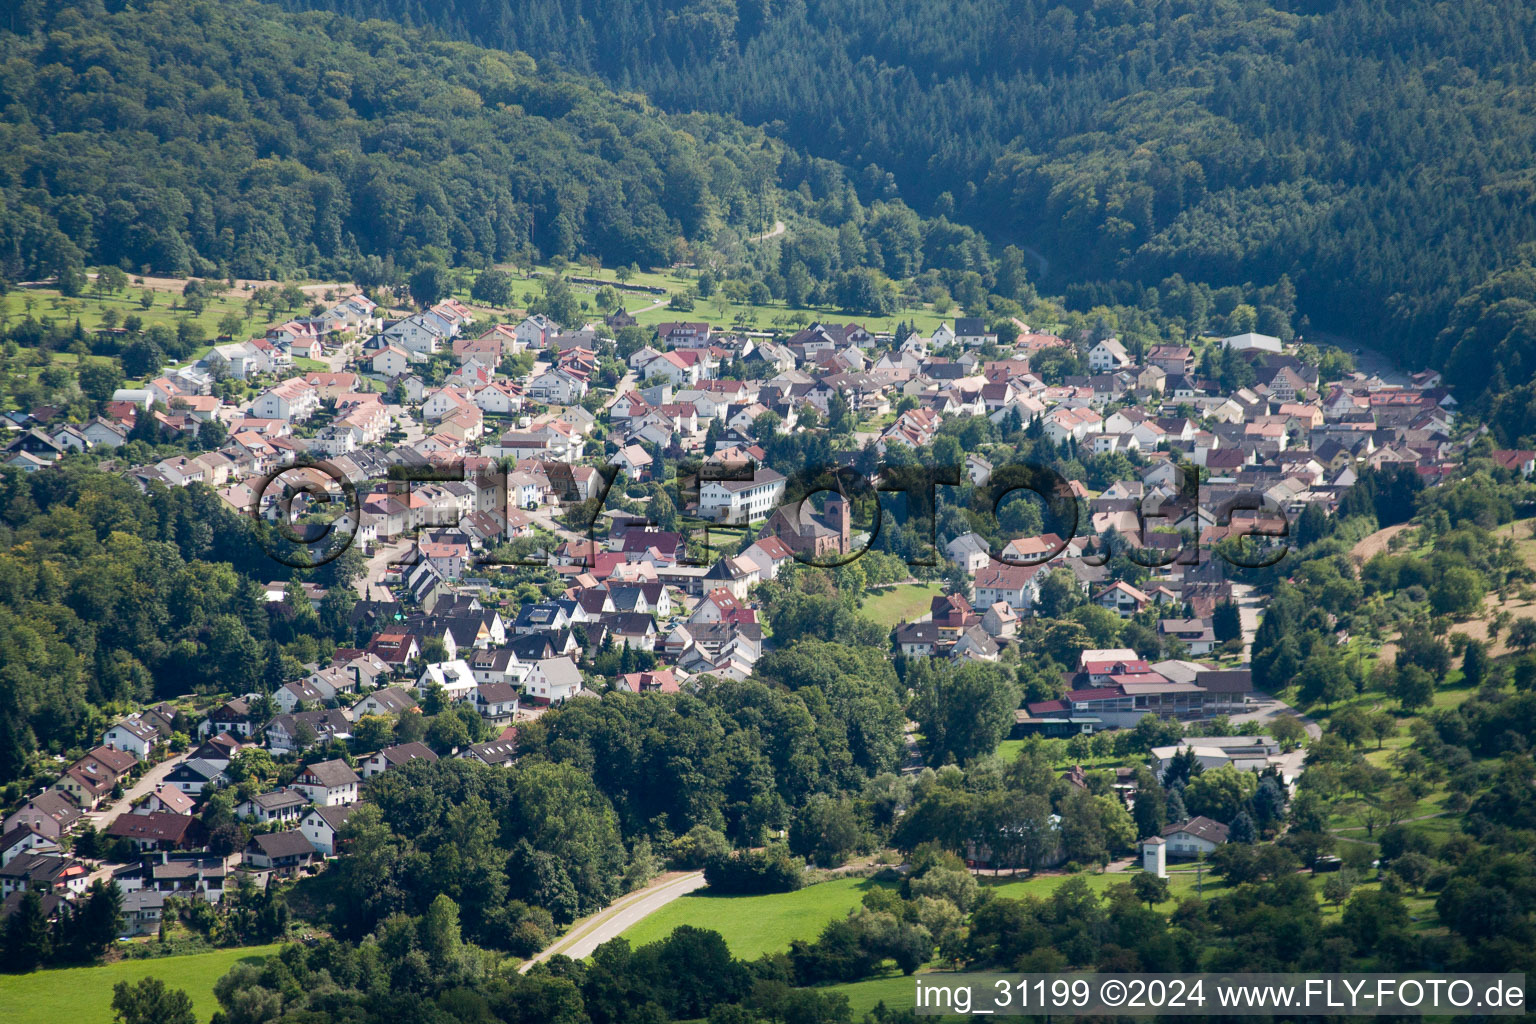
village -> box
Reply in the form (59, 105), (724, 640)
(0, 280), (1477, 945)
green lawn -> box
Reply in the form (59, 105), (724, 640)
(977, 864), (1229, 906)
(619, 877), (894, 960)
(481, 259), (961, 335)
(0, 944), (282, 1024)
(861, 583), (944, 628)
(825, 971), (923, 1016)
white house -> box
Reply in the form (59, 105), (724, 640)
(291, 758), (360, 807)
(1160, 817), (1230, 857)
(1088, 338), (1132, 373)
(698, 466), (786, 524)
(300, 804), (354, 856)
(522, 657), (584, 706)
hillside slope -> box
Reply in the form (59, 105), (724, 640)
(273, 0), (1536, 363)
(0, 0), (787, 282)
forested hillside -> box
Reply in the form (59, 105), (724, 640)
(0, 0), (791, 282)
(271, 0), (1536, 367)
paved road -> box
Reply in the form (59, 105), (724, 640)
(602, 371), (638, 411)
(1229, 582), (1263, 660)
(79, 753), (188, 887)
(520, 870), (706, 971)
(83, 754), (183, 831)
(1230, 692), (1322, 784)
(355, 537), (414, 599)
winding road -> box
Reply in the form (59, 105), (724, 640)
(519, 870), (707, 971)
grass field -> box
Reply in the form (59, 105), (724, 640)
(825, 971), (924, 1015)
(977, 864), (1228, 906)
(860, 583), (945, 628)
(477, 259), (964, 336)
(619, 876), (894, 960)
(0, 943), (282, 1024)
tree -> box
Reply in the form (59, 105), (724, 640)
(1394, 664), (1435, 712)
(1429, 566), (1485, 618)
(409, 263), (451, 308)
(1510, 618), (1536, 650)
(1212, 599), (1242, 643)
(111, 978), (195, 1024)
(472, 268), (514, 307)
(1322, 873), (1353, 909)
(789, 794), (863, 867)
(78, 361), (123, 404)
(1270, 714), (1307, 751)
(1229, 810), (1257, 844)
(1462, 639), (1491, 689)
(910, 661), (1019, 765)
(1183, 766), (1258, 823)
(3, 890), (52, 971)
(1130, 872), (1169, 909)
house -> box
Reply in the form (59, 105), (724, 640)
(1159, 617), (1218, 655)
(1147, 345), (1195, 376)
(243, 831), (317, 872)
(163, 758), (226, 797)
(361, 742), (439, 779)
(103, 717), (161, 758)
(237, 789), (310, 825)
(473, 683), (520, 726)
(972, 562), (1047, 611)
(952, 625), (1000, 662)
(109, 852), (226, 906)
(461, 736), (519, 767)
(895, 621), (942, 657)
(292, 759), (360, 806)
(1092, 581), (1152, 618)
(265, 710), (353, 754)
(698, 466), (786, 524)
(1088, 338), (1131, 372)
(1221, 333), (1282, 353)
(423, 658), (484, 699)
(954, 317), (996, 348)
(946, 532), (993, 574)
(522, 657), (584, 706)
(981, 601), (1019, 638)
(120, 890), (167, 936)
(140, 786), (196, 816)
(3, 793), (81, 840)
(617, 669), (680, 694)
(0, 853), (89, 898)
(300, 804), (355, 856)
(105, 811), (203, 852)
(515, 314), (560, 350)
(1161, 816), (1230, 857)
(0, 827), (58, 870)
(352, 685), (420, 718)
(199, 697), (254, 739)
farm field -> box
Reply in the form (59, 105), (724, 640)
(0, 943), (282, 1024)
(618, 876), (894, 960)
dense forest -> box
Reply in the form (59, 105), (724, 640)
(0, 462), (362, 793)
(0, 0), (792, 280)
(266, 0), (1536, 365)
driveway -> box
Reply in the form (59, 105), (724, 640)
(520, 870), (706, 971)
